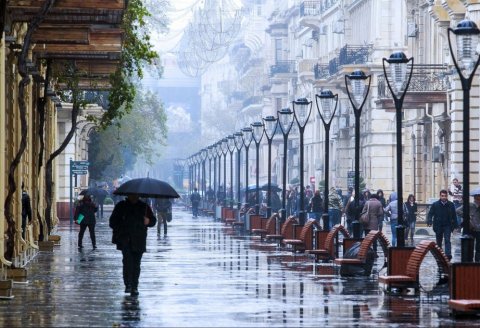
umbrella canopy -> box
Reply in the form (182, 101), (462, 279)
(113, 178), (180, 199)
(261, 183), (282, 193)
(470, 187), (480, 196)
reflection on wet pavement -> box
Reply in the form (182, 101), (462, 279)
(0, 207), (476, 327)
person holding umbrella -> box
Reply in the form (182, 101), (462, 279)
(110, 177), (178, 296)
(109, 194), (157, 296)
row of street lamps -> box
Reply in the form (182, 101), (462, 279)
(185, 19), (479, 262)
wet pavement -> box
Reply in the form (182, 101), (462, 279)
(0, 206), (476, 327)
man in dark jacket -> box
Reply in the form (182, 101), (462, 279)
(109, 194), (157, 296)
(190, 188), (201, 217)
(427, 189), (457, 260)
(75, 194), (98, 250)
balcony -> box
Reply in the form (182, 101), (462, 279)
(376, 64), (449, 110)
(270, 60), (297, 77)
(298, 59), (317, 81)
(299, 1), (321, 28)
(321, 44), (372, 77)
(243, 96), (263, 108)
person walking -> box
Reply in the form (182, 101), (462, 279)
(384, 192), (399, 247)
(94, 186), (109, 219)
(344, 190), (356, 235)
(155, 198), (172, 235)
(109, 194), (157, 296)
(361, 194), (384, 254)
(427, 189), (457, 260)
(327, 187), (343, 230)
(21, 183), (32, 239)
(190, 188), (201, 217)
(376, 189), (387, 232)
(456, 189), (480, 262)
(75, 194), (98, 250)
(404, 194), (418, 244)
(308, 190), (323, 223)
(449, 178), (463, 227)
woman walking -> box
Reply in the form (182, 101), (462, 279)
(75, 194), (98, 250)
(404, 194), (418, 244)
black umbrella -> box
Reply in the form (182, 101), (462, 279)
(261, 183), (282, 192)
(113, 177), (180, 199)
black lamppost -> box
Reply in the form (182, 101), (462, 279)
(382, 52), (414, 247)
(316, 90), (338, 231)
(448, 19), (480, 262)
(242, 127), (253, 211)
(208, 145), (215, 203)
(221, 138), (229, 207)
(227, 135), (236, 208)
(292, 98), (312, 225)
(215, 141), (223, 206)
(278, 108), (294, 223)
(252, 121), (264, 215)
(263, 115), (278, 218)
(234, 131), (243, 211)
(345, 70), (371, 238)
(201, 148), (208, 201)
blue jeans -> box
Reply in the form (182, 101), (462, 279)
(435, 225), (452, 258)
(328, 209), (342, 230)
(390, 220), (398, 247)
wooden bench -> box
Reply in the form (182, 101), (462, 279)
(224, 208), (236, 225)
(307, 224), (350, 261)
(283, 220), (320, 252)
(266, 216), (298, 246)
(378, 240), (450, 293)
(249, 214), (265, 232)
(449, 262), (480, 316)
(334, 230), (390, 266)
(251, 213), (279, 240)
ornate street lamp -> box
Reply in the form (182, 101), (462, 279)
(263, 115), (278, 218)
(227, 135), (236, 208)
(448, 19), (480, 262)
(382, 51), (414, 247)
(316, 90), (338, 231)
(252, 121), (264, 215)
(207, 145), (215, 201)
(345, 70), (371, 238)
(278, 108), (294, 223)
(234, 131), (244, 211)
(221, 138), (229, 207)
(242, 127), (254, 211)
(292, 98), (312, 225)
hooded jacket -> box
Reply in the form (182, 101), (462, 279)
(384, 192), (398, 221)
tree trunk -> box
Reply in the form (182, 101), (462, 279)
(0, 0), (7, 42)
(45, 102), (81, 233)
(3, 0), (55, 261)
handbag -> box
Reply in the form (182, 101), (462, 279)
(359, 202), (370, 225)
(76, 213), (85, 224)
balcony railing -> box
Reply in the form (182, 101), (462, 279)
(321, 44), (372, 77)
(270, 60), (297, 76)
(377, 64), (449, 99)
(300, 1), (321, 16)
(314, 63), (329, 79)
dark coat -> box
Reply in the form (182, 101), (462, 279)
(405, 201), (418, 223)
(109, 199), (156, 253)
(74, 200), (97, 225)
(21, 191), (32, 222)
(427, 200), (457, 233)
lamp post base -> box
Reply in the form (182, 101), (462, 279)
(279, 209), (286, 224)
(396, 225), (406, 247)
(321, 213), (329, 231)
(461, 235), (474, 263)
(352, 220), (362, 239)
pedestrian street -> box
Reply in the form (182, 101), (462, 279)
(0, 206), (473, 327)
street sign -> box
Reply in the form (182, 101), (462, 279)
(72, 170), (88, 175)
(70, 160), (89, 175)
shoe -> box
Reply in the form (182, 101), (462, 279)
(93, 246), (97, 250)
(130, 287), (139, 296)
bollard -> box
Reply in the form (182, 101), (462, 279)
(322, 213), (330, 231)
(352, 220), (362, 238)
(461, 235), (474, 262)
(396, 225), (405, 247)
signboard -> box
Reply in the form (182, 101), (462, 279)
(70, 160), (89, 175)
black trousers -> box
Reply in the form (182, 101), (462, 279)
(122, 245), (143, 288)
(78, 223), (96, 247)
